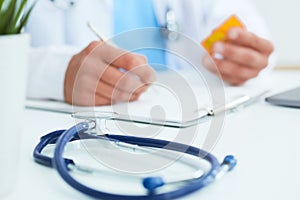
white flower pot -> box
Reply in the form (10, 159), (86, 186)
(0, 34), (29, 197)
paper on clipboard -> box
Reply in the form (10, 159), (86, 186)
(26, 70), (269, 128)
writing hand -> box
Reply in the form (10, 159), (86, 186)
(64, 41), (156, 106)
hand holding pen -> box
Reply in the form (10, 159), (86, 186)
(64, 22), (156, 106)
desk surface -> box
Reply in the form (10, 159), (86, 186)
(6, 71), (300, 200)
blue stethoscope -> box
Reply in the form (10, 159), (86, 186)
(33, 112), (237, 200)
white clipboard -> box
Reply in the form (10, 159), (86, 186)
(26, 91), (267, 128)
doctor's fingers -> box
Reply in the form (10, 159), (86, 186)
(98, 66), (149, 95)
(227, 28), (274, 55)
(202, 55), (260, 85)
(64, 84), (111, 106)
(68, 77), (139, 106)
(64, 73), (110, 106)
(80, 58), (150, 95)
(71, 52), (149, 96)
(96, 81), (140, 103)
(213, 42), (269, 69)
(92, 42), (156, 83)
(113, 54), (157, 84)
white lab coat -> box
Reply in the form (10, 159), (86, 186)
(26, 0), (275, 101)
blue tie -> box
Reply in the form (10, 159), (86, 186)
(113, 0), (166, 70)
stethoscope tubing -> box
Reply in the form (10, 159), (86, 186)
(49, 122), (221, 200)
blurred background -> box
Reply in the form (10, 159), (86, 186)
(253, 0), (300, 67)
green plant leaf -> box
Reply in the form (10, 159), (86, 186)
(16, 0), (37, 33)
(0, 0), (36, 35)
(0, 0), (17, 34)
(5, 0), (28, 34)
(0, 0), (5, 12)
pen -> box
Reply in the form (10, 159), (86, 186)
(212, 91), (268, 115)
(195, 90), (268, 116)
(87, 21), (107, 41)
(212, 95), (250, 115)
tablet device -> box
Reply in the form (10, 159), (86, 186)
(265, 86), (300, 108)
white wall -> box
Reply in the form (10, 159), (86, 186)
(252, 0), (300, 65)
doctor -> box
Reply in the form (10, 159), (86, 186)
(26, 0), (274, 106)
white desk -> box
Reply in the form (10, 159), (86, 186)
(6, 71), (300, 200)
